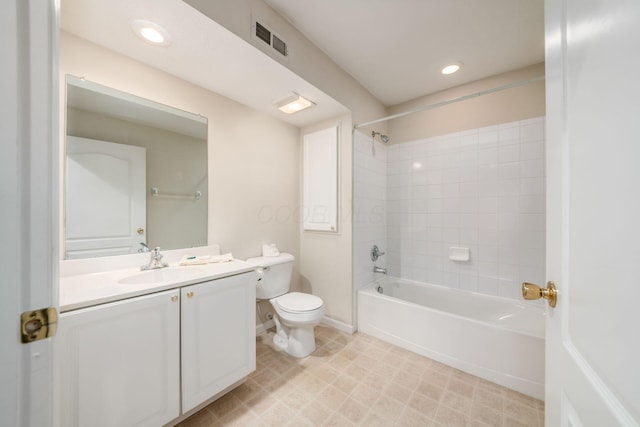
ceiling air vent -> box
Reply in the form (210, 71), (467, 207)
(254, 20), (289, 58)
(255, 21), (271, 45)
(272, 35), (288, 57)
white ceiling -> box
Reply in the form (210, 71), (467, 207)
(61, 0), (544, 124)
(60, 0), (349, 128)
(264, 0), (545, 106)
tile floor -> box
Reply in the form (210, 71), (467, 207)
(179, 326), (544, 427)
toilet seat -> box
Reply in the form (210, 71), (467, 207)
(275, 292), (323, 314)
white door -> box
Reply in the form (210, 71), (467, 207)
(181, 272), (256, 413)
(65, 136), (146, 258)
(1, 0), (58, 426)
(544, 0), (640, 425)
(57, 290), (180, 427)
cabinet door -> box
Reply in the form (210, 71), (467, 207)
(181, 272), (256, 412)
(57, 290), (180, 427)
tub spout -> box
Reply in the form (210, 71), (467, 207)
(373, 266), (387, 274)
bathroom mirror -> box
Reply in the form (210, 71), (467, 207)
(64, 75), (208, 259)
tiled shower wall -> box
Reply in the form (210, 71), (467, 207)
(385, 117), (546, 300)
(353, 118), (545, 301)
(353, 131), (387, 292)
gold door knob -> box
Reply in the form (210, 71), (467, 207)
(171, 295), (178, 302)
(137, 228), (145, 235)
(522, 281), (557, 308)
(187, 291), (194, 298)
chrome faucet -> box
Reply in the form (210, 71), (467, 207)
(373, 265), (387, 274)
(138, 242), (150, 253)
(141, 247), (169, 271)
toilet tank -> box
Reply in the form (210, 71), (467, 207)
(245, 253), (295, 299)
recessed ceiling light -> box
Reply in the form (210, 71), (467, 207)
(274, 93), (316, 114)
(131, 19), (171, 47)
(441, 63), (462, 75)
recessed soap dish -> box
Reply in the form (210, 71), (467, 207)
(449, 247), (470, 262)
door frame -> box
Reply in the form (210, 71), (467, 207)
(0, 0), (59, 426)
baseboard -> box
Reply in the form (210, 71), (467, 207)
(321, 316), (356, 334)
(257, 317), (355, 335)
(256, 319), (274, 335)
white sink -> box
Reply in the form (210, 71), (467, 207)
(118, 266), (207, 285)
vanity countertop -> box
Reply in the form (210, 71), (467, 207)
(60, 260), (255, 312)
(59, 257), (256, 313)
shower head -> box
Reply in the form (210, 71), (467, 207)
(371, 131), (391, 144)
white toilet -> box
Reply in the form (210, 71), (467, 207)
(246, 253), (325, 358)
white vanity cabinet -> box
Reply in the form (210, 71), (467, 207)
(181, 272), (256, 412)
(57, 269), (257, 426)
(57, 289), (181, 427)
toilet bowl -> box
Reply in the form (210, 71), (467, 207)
(246, 253), (325, 358)
(270, 292), (324, 357)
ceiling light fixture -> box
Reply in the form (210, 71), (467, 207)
(441, 62), (462, 75)
(131, 19), (171, 47)
(274, 93), (316, 114)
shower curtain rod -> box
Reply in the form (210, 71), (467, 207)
(353, 75), (545, 129)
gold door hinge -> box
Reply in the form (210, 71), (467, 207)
(21, 307), (58, 343)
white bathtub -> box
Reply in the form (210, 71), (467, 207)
(357, 277), (545, 399)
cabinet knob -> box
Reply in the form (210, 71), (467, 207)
(171, 295), (178, 302)
(187, 291), (194, 298)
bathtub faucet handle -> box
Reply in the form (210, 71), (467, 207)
(370, 245), (386, 262)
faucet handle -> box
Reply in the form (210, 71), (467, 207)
(370, 245), (386, 262)
(138, 242), (150, 253)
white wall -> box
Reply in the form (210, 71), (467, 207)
(389, 63), (545, 143)
(60, 32), (301, 273)
(385, 117), (546, 299)
(299, 115), (354, 327)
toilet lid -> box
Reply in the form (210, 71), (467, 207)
(276, 292), (323, 313)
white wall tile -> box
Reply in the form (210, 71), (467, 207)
(499, 145), (520, 163)
(376, 117), (546, 300)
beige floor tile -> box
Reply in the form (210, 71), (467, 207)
(351, 382), (382, 406)
(469, 401), (502, 426)
(421, 367), (450, 388)
(177, 407), (218, 427)
(440, 390), (472, 414)
(504, 399), (538, 422)
(337, 398), (369, 425)
(322, 411), (355, 426)
(299, 401), (334, 426)
(393, 369), (422, 391)
(446, 378), (476, 399)
(416, 379), (446, 401)
(408, 392), (440, 418)
(207, 393), (243, 418)
(316, 384), (349, 409)
(230, 378), (262, 402)
(434, 405), (468, 427)
(217, 405), (260, 427)
(182, 328), (544, 427)
(361, 412), (397, 427)
(331, 374), (359, 395)
(397, 406), (435, 426)
(384, 381), (414, 403)
(371, 394), (407, 422)
(473, 387), (504, 411)
(260, 402), (297, 427)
